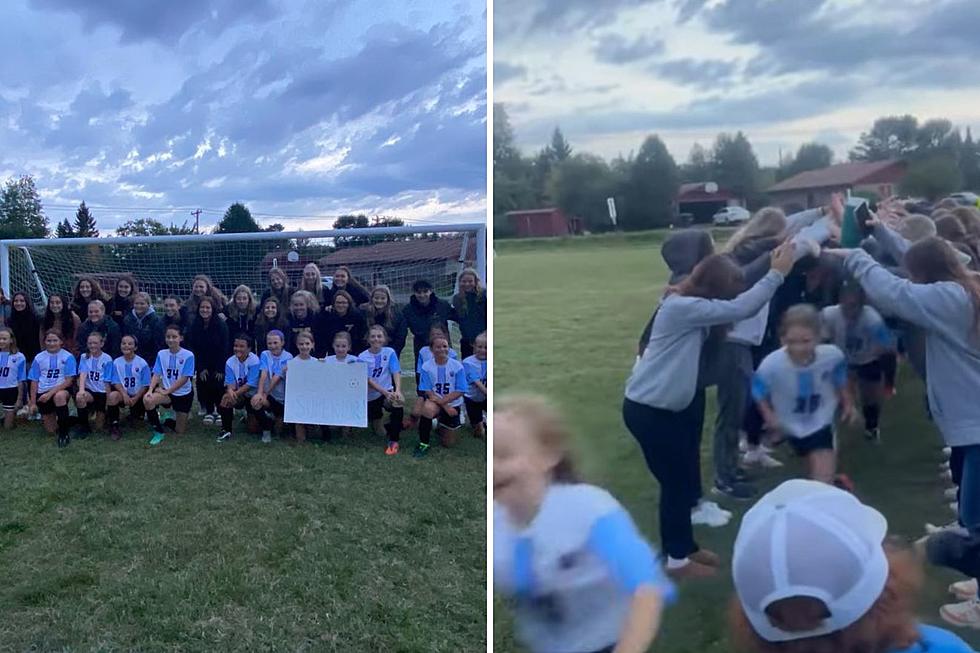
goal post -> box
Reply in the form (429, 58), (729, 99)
(0, 223), (487, 310)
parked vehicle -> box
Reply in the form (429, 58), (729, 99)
(712, 206), (750, 225)
(948, 192), (980, 207)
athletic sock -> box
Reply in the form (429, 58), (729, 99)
(148, 408), (162, 430)
(76, 406), (89, 430)
(220, 407), (233, 432)
(56, 405), (70, 436)
(418, 416), (432, 445)
(666, 556), (690, 569)
(863, 404), (880, 430)
(107, 404), (120, 425)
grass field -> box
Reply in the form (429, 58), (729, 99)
(493, 232), (980, 652)
(0, 365), (487, 652)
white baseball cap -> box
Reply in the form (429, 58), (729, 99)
(732, 479), (889, 643)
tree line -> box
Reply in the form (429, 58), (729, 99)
(494, 105), (980, 235)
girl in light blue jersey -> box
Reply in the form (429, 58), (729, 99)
(28, 330), (77, 448)
(495, 395), (675, 653)
(0, 327), (27, 430)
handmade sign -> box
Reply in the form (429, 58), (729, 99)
(284, 358), (367, 427)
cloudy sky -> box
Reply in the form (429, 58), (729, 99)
(0, 0), (486, 233)
(494, 0), (980, 168)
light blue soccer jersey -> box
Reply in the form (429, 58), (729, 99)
(225, 352), (261, 391)
(821, 305), (893, 366)
(152, 348), (195, 397)
(259, 350), (292, 402)
(78, 352), (114, 394)
(111, 354), (151, 397)
(752, 344), (847, 438)
(358, 347), (400, 400)
(463, 355), (487, 401)
(0, 351), (28, 390)
(494, 484), (676, 653)
(416, 345), (458, 373)
(325, 354), (361, 365)
(29, 349), (77, 392)
(419, 357), (467, 408)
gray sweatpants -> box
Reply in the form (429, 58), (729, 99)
(712, 341), (754, 486)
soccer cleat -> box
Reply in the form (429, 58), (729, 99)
(951, 579), (979, 601)
(385, 441), (400, 455)
(57, 434), (69, 448)
(149, 430), (165, 446)
(261, 431), (272, 444)
(864, 428), (880, 443)
(216, 431), (232, 442)
(691, 502), (730, 527)
(940, 598), (980, 629)
(202, 414), (214, 426)
(743, 448), (783, 468)
(110, 424), (121, 441)
(412, 442), (430, 459)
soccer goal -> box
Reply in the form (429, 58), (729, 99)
(0, 223), (486, 309)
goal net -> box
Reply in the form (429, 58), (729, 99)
(1, 224), (486, 312)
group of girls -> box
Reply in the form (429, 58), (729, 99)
(0, 265), (487, 457)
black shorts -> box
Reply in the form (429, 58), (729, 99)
(79, 391), (107, 413)
(436, 406), (462, 430)
(788, 426), (835, 456)
(368, 395), (403, 420)
(267, 396), (285, 418)
(464, 397), (486, 425)
(37, 393), (59, 415)
(161, 391), (194, 414)
(849, 359), (883, 383)
(0, 386), (18, 409)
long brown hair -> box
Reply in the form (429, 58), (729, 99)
(363, 284), (397, 328)
(669, 254), (745, 300)
(494, 394), (579, 483)
(905, 237), (980, 335)
(724, 207), (787, 253)
(729, 545), (922, 653)
(72, 276), (109, 312)
(452, 267), (486, 317)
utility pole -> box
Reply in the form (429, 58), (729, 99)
(191, 209), (202, 234)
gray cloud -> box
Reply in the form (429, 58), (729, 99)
(495, 0), (662, 38)
(30, 0), (277, 44)
(594, 35), (664, 64)
(494, 61), (527, 83)
(651, 58), (739, 88)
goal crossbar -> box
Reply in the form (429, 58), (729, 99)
(0, 223), (487, 299)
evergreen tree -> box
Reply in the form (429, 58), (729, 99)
(0, 175), (49, 239)
(711, 131), (760, 199)
(56, 218), (75, 238)
(548, 127), (572, 162)
(72, 201), (99, 237)
(621, 135), (679, 230)
(216, 202), (260, 233)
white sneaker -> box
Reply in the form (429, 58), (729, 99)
(202, 413), (214, 426)
(940, 597), (980, 629)
(691, 504), (730, 527)
(743, 448), (783, 468)
(944, 446), (953, 458)
(951, 579), (979, 601)
(16, 406), (28, 418)
(945, 487), (959, 501)
(926, 521), (969, 537)
(216, 431), (232, 442)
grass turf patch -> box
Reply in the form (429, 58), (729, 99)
(0, 371), (486, 651)
(493, 237), (980, 651)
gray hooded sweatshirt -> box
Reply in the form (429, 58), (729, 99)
(625, 269), (786, 411)
(845, 249), (980, 446)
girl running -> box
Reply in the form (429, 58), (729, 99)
(752, 305), (857, 485)
(821, 281), (894, 442)
(216, 333), (261, 442)
(358, 324), (404, 454)
(107, 334), (150, 440)
(28, 330), (77, 448)
(74, 331), (114, 438)
(494, 395), (675, 653)
(251, 329), (292, 443)
(463, 331), (488, 440)
(416, 333), (468, 457)
(144, 324), (195, 446)
(0, 327), (27, 430)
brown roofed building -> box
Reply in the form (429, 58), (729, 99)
(505, 208), (583, 238)
(767, 160), (907, 210)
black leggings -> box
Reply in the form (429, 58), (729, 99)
(219, 398), (261, 433)
(196, 373), (223, 414)
(622, 391), (705, 560)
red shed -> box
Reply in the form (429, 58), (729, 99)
(505, 208), (582, 238)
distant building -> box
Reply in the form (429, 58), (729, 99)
(675, 182), (744, 224)
(767, 160), (907, 210)
(505, 208), (583, 238)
